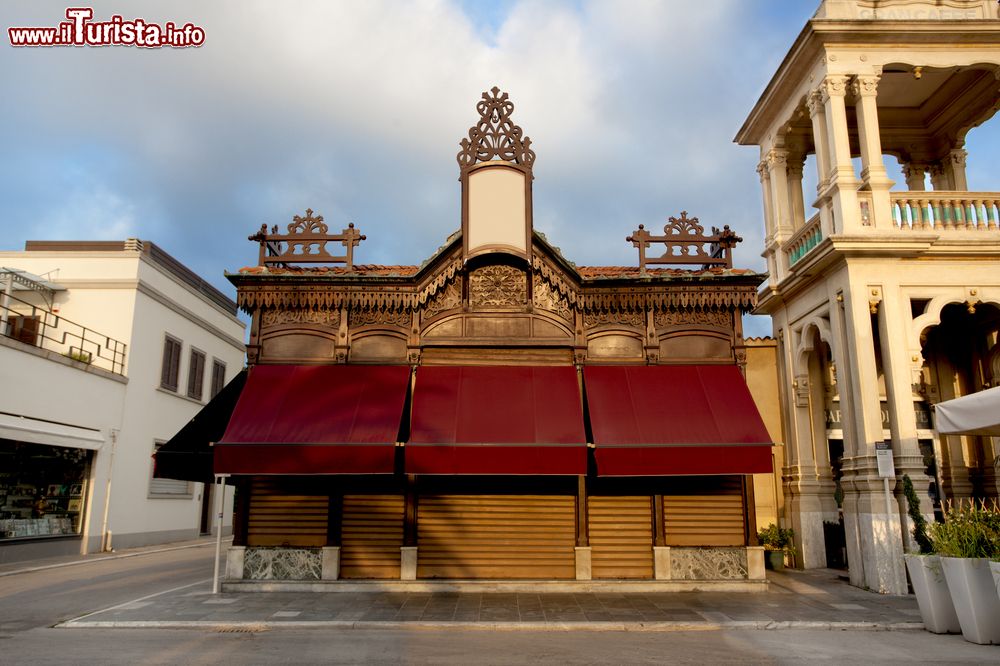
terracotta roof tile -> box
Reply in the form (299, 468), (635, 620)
(576, 266), (758, 279)
(237, 264), (420, 277)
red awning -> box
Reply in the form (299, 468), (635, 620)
(407, 366), (587, 474)
(215, 364), (410, 475)
(583, 365), (773, 476)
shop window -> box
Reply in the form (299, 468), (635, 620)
(160, 335), (182, 391)
(149, 442), (193, 498)
(187, 348), (206, 400)
(210, 359), (226, 398)
(0, 441), (89, 540)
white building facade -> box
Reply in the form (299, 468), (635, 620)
(0, 240), (244, 563)
(737, 0), (1000, 594)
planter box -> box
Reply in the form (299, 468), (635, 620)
(904, 555), (960, 634)
(991, 561), (1000, 602)
(941, 557), (1000, 645)
(765, 550), (785, 571)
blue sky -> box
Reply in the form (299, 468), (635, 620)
(1, 1), (997, 338)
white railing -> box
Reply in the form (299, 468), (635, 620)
(890, 192), (1000, 231)
(786, 213), (823, 267)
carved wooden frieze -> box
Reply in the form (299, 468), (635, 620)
(654, 309), (731, 329)
(583, 310), (645, 329)
(469, 265), (526, 308)
(261, 308), (340, 328)
(423, 280), (462, 320)
(532, 278), (572, 322)
(349, 308), (411, 328)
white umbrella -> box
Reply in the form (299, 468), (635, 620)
(934, 386), (1000, 437)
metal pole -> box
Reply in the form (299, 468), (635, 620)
(212, 473), (229, 594)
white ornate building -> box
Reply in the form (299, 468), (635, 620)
(736, 0), (1000, 593)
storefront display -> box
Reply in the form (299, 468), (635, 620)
(0, 441), (89, 540)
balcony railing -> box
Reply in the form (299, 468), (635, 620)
(0, 291), (127, 375)
(891, 192), (1000, 231)
(786, 213), (823, 267)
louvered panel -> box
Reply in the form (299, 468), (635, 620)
(340, 494), (404, 579)
(664, 481), (745, 546)
(417, 495), (575, 579)
(588, 496), (653, 579)
(246, 478), (327, 547)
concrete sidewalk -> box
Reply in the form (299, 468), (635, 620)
(58, 568), (925, 632)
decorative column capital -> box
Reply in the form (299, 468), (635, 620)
(807, 89), (826, 117)
(766, 148), (789, 170)
(901, 162), (928, 180)
(756, 160), (770, 182)
(820, 75), (850, 102)
(949, 148), (968, 168)
(850, 74), (880, 98)
(929, 162), (946, 178)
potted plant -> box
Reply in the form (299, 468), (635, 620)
(757, 523), (795, 571)
(901, 475), (960, 634)
(930, 500), (1000, 644)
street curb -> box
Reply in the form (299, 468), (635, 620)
(56, 619), (926, 632)
(0, 540), (221, 578)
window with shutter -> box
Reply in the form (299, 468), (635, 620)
(150, 441), (193, 497)
(210, 359), (226, 398)
(160, 336), (182, 391)
(187, 349), (206, 400)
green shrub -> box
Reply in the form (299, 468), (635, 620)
(902, 474), (933, 554)
(929, 501), (1000, 559)
(757, 523), (796, 553)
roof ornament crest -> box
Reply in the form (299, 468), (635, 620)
(457, 86), (536, 170)
(627, 212), (743, 270)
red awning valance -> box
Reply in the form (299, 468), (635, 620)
(583, 365), (773, 476)
(215, 364), (410, 475)
(407, 366), (587, 475)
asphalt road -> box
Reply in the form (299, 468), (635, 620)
(0, 545), (996, 664)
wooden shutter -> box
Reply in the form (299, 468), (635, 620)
(588, 495), (654, 579)
(211, 360), (226, 397)
(663, 476), (745, 546)
(340, 494), (404, 579)
(187, 349), (205, 399)
(246, 478), (327, 547)
(161, 337), (181, 391)
(417, 494), (575, 579)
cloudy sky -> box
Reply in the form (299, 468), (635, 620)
(2, 1), (998, 337)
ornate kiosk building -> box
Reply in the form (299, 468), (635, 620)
(736, 0), (1000, 593)
(160, 88), (782, 588)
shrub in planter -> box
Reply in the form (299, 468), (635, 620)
(757, 524), (795, 571)
(930, 501), (1000, 644)
(901, 475), (960, 634)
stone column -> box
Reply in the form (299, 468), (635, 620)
(787, 155), (807, 229)
(946, 149), (969, 191)
(877, 290), (934, 552)
(852, 74), (895, 229)
(767, 148), (793, 240)
(807, 88), (835, 237)
(758, 160), (783, 285)
(902, 163), (928, 191)
(837, 288), (907, 594)
(821, 75), (859, 234)
(929, 163), (950, 191)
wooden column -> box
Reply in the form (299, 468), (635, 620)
(575, 475), (589, 547)
(404, 474), (418, 547)
(232, 477), (250, 546)
(652, 494), (666, 547)
(742, 475), (758, 546)
(326, 492), (343, 547)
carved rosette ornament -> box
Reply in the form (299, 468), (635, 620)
(457, 87), (536, 169)
(261, 308), (340, 328)
(654, 309), (730, 329)
(469, 265), (526, 308)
